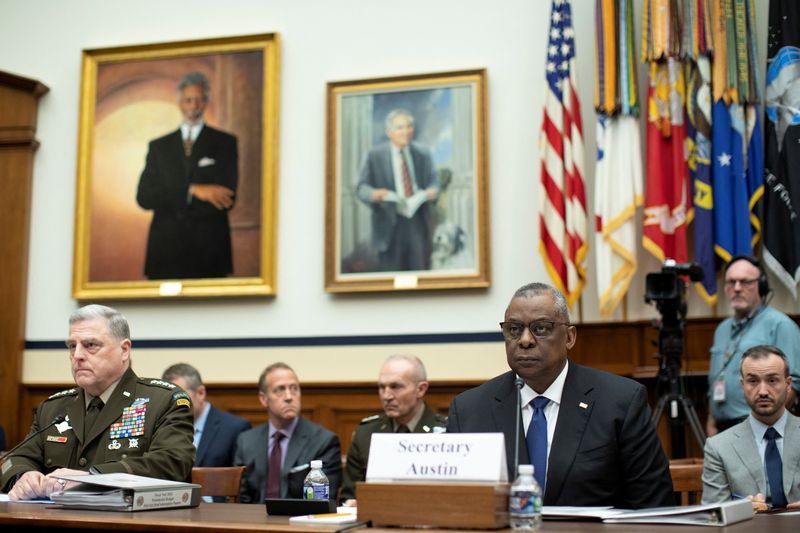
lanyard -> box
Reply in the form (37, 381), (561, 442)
(716, 306), (764, 380)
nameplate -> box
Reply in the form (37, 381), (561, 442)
(366, 432), (507, 482)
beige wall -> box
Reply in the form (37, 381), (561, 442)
(5, 0), (794, 386)
(23, 342), (507, 385)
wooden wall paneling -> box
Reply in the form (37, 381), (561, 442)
(21, 377), (703, 461)
(0, 71), (48, 448)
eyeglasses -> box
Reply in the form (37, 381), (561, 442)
(499, 320), (570, 340)
(724, 278), (759, 289)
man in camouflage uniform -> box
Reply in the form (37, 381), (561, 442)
(1, 305), (194, 499)
(340, 354), (446, 504)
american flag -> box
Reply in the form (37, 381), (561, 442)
(538, 0), (587, 308)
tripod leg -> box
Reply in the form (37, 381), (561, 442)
(651, 394), (669, 426)
(679, 395), (706, 449)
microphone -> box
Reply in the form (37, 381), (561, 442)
(0, 415), (67, 468)
(513, 377), (525, 478)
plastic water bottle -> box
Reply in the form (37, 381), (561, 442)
(508, 464), (542, 530)
(303, 460), (330, 500)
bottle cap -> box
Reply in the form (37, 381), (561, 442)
(310, 460), (323, 469)
(518, 464), (534, 475)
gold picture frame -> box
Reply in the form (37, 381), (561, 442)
(72, 33), (280, 300)
(325, 69), (490, 293)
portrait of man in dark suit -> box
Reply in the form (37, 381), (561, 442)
(136, 71), (239, 279)
(355, 109), (440, 272)
(75, 38), (274, 295)
(447, 282), (674, 509)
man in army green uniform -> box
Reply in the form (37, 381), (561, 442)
(340, 354), (446, 504)
(1, 305), (195, 500)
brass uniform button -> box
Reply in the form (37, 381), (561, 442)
(79, 457), (87, 467)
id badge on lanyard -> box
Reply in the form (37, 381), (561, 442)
(712, 375), (727, 402)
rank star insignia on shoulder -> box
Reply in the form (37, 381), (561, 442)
(359, 414), (381, 425)
(48, 388), (78, 400)
(146, 379), (176, 389)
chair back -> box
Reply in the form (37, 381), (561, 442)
(669, 458), (704, 505)
(192, 466), (246, 503)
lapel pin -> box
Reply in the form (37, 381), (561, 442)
(579, 402), (588, 409)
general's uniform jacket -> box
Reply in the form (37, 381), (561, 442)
(339, 404), (446, 502)
(0, 367), (195, 489)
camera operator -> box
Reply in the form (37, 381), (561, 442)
(707, 255), (800, 436)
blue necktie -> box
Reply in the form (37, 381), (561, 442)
(764, 427), (787, 508)
(526, 396), (550, 491)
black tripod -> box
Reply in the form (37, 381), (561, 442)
(650, 319), (706, 457)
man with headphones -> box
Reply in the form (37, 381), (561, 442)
(707, 255), (800, 436)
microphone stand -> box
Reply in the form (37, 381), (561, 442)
(513, 377), (524, 477)
(0, 415), (66, 469)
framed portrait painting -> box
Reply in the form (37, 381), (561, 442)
(72, 33), (280, 299)
(325, 69), (490, 292)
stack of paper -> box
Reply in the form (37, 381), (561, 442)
(51, 472), (201, 512)
(543, 500), (753, 527)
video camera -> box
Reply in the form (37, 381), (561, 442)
(645, 259), (705, 366)
(645, 260), (705, 304)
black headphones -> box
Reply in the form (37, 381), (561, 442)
(724, 254), (769, 298)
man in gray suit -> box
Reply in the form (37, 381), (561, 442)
(356, 109), (440, 271)
(234, 363), (341, 502)
(702, 345), (800, 510)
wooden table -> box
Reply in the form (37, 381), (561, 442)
(1, 501), (797, 532)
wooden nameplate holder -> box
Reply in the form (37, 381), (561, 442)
(356, 481), (510, 529)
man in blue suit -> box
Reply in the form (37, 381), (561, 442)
(162, 363), (250, 468)
(356, 109), (440, 271)
(447, 282), (674, 509)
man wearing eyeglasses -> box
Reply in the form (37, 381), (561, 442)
(707, 255), (800, 436)
(447, 282), (674, 509)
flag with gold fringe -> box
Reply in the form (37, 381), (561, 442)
(538, 0), (587, 308)
(709, 0), (763, 264)
(685, 0), (717, 305)
(641, 0), (692, 264)
(594, 0), (643, 317)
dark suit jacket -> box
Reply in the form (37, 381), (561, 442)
(136, 125), (238, 279)
(234, 417), (342, 503)
(447, 363), (674, 509)
(197, 405), (251, 467)
(0, 367), (195, 491)
(355, 142), (439, 253)
(340, 403), (447, 502)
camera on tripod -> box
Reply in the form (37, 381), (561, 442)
(645, 259), (707, 455)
